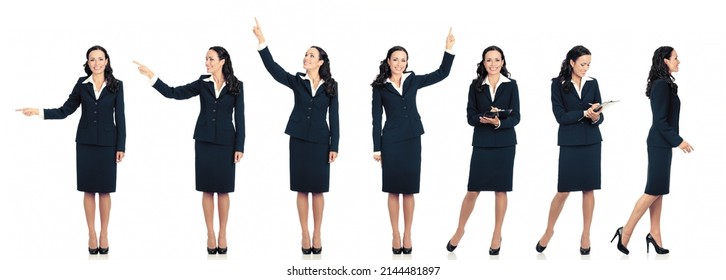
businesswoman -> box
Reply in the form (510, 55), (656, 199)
(535, 45), (604, 255)
(252, 18), (339, 255)
(17, 45), (126, 255)
(611, 46), (693, 255)
(134, 46), (244, 255)
(372, 29), (455, 254)
(445, 46), (520, 255)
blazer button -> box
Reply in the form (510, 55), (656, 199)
(308, 107), (312, 110)
(212, 118), (216, 121)
(404, 115), (408, 118)
(93, 120), (97, 123)
(403, 106), (407, 110)
(213, 109), (216, 112)
(94, 111), (97, 114)
(307, 116), (310, 119)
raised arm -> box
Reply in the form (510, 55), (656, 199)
(417, 28), (456, 88)
(253, 18), (296, 87)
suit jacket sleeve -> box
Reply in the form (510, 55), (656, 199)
(651, 80), (682, 147)
(498, 81), (521, 129)
(115, 83), (126, 152)
(551, 81), (583, 124)
(329, 86), (340, 152)
(466, 84), (487, 127)
(152, 78), (201, 100)
(234, 82), (245, 152)
(416, 51), (455, 89)
(258, 46), (296, 88)
(44, 80), (83, 119)
(372, 88), (383, 151)
(589, 80), (604, 126)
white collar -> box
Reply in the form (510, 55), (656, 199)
(482, 73), (511, 86)
(386, 72), (412, 86)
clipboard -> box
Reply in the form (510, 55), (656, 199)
(483, 108), (513, 119)
(578, 100), (619, 121)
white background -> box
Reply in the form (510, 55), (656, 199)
(1, 0), (724, 279)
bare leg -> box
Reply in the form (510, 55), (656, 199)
(98, 193), (111, 249)
(491, 192), (507, 249)
(581, 190), (594, 249)
(311, 193), (324, 249)
(402, 194), (415, 249)
(202, 192), (216, 249)
(297, 192), (311, 249)
(538, 192), (570, 246)
(217, 193), (230, 249)
(84, 192), (98, 249)
(387, 193), (401, 249)
(648, 196), (664, 245)
(449, 191), (480, 246)
(621, 194), (659, 247)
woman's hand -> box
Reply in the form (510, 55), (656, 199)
(234, 151), (244, 163)
(132, 61), (155, 79)
(252, 17), (265, 44)
(445, 27), (455, 50)
(329, 151), (338, 163)
(116, 152), (125, 163)
(373, 153), (381, 163)
(15, 108), (39, 116)
(678, 140), (694, 153)
(586, 103), (601, 121)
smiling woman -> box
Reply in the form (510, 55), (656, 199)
(15, 45), (126, 255)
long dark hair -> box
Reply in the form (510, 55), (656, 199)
(472, 45), (510, 92)
(646, 46), (677, 98)
(83, 45), (119, 93)
(553, 45), (591, 93)
(209, 46), (241, 95)
(310, 46), (337, 96)
(371, 46), (409, 87)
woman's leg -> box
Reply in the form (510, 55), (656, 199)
(538, 192), (570, 247)
(297, 192), (311, 249)
(202, 192), (216, 249)
(388, 193), (401, 249)
(449, 191), (480, 246)
(217, 192), (230, 249)
(491, 192), (507, 250)
(402, 194), (415, 249)
(311, 193), (324, 249)
(581, 190), (594, 249)
(84, 192), (97, 249)
(648, 195), (664, 245)
(98, 193), (111, 249)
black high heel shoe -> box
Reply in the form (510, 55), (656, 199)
(207, 247), (218, 254)
(610, 226), (629, 255)
(218, 247), (228, 254)
(312, 247), (322, 254)
(402, 247), (412, 254)
(579, 247), (590, 255)
(88, 247), (99, 255)
(446, 240), (457, 252)
(98, 247), (109, 255)
(489, 247), (500, 255)
(646, 233), (669, 254)
(392, 247), (402, 254)
(301, 247), (312, 255)
(535, 241), (546, 253)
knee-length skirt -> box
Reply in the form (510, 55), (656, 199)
(76, 143), (117, 193)
(195, 140), (235, 193)
(645, 146), (672, 195)
(381, 136), (421, 194)
(289, 137), (330, 193)
(557, 143), (601, 192)
(468, 146), (516, 192)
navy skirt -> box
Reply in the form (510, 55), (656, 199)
(645, 146), (672, 195)
(195, 140), (235, 193)
(76, 143), (117, 193)
(289, 137), (330, 193)
(468, 146), (515, 192)
(557, 143), (601, 192)
(381, 136), (422, 194)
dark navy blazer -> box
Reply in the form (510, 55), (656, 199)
(152, 76), (245, 152)
(467, 78), (520, 147)
(551, 78), (604, 146)
(258, 46), (340, 152)
(372, 52), (455, 151)
(44, 77), (126, 152)
(647, 79), (682, 148)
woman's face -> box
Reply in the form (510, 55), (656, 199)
(205, 49), (225, 75)
(483, 50), (503, 76)
(387, 50), (408, 76)
(664, 49), (679, 73)
(87, 50), (107, 75)
(302, 48), (323, 71)
(570, 54), (591, 79)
